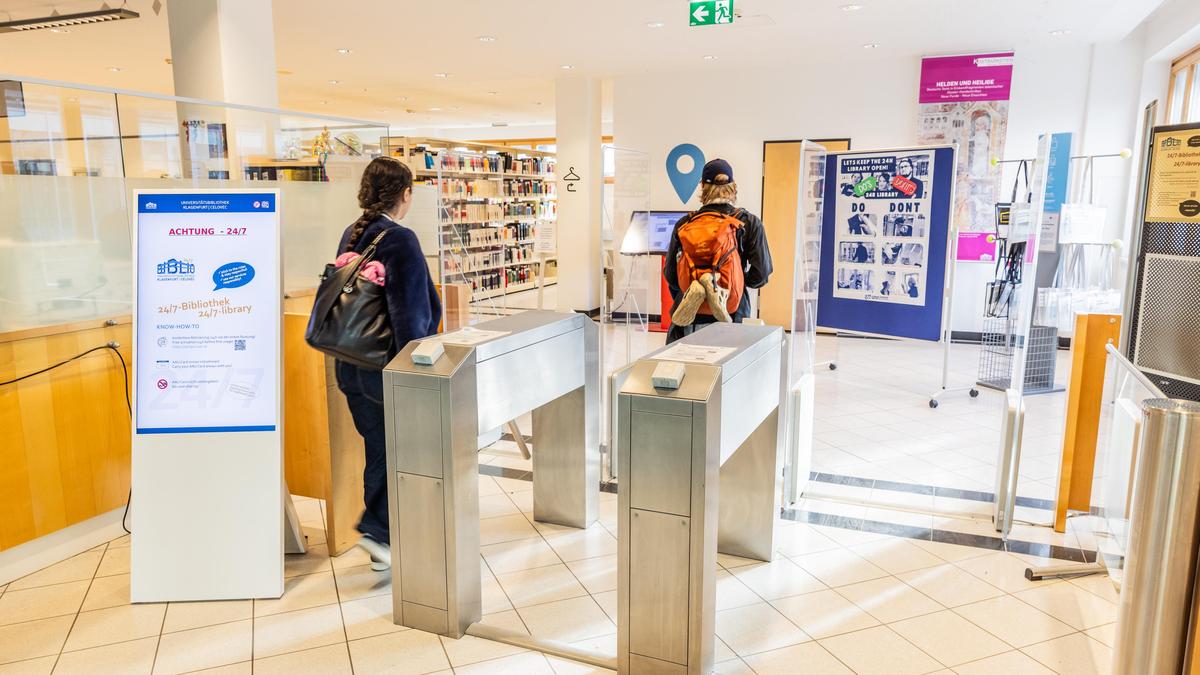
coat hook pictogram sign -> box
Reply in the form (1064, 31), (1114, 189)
(563, 167), (581, 192)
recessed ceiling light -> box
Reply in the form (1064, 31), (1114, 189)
(336, 48), (352, 54)
(486, 91), (498, 96)
(703, 55), (718, 61)
(477, 35), (496, 42)
(561, 64), (574, 70)
(328, 79), (340, 85)
(434, 72), (450, 78)
(841, 4), (862, 10)
(646, 21), (665, 28)
(50, 27), (70, 33)
(862, 43), (879, 49)
(398, 96), (409, 101)
(108, 67), (122, 72)
(1049, 28), (1070, 36)
(67, 96), (77, 102)
(429, 107), (442, 112)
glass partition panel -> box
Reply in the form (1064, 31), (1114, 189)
(783, 141), (827, 505)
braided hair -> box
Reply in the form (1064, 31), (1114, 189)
(344, 156), (414, 252)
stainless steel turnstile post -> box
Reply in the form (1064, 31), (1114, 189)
(382, 311), (599, 638)
(616, 324), (784, 674)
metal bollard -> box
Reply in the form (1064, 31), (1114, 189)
(1112, 399), (1200, 674)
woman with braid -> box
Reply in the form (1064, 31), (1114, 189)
(334, 156), (441, 570)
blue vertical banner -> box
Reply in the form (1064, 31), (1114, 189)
(817, 146), (956, 341)
(1038, 132), (1073, 252)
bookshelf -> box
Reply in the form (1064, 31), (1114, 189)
(383, 136), (558, 303)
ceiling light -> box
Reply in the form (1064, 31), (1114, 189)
(477, 35), (496, 42)
(561, 64), (574, 70)
(534, 102), (543, 106)
(434, 72), (450, 78)
(703, 55), (718, 61)
(50, 27), (70, 33)
(841, 4), (862, 10)
(328, 79), (340, 85)
(862, 43), (879, 49)
(398, 96), (409, 101)
(0, 7), (139, 33)
(429, 107), (442, 112)
(319, 100), (328, 105)
(1049, 28), (1070, 36)
(108, 67), (122, 72)
(336, 48), (351, 54)
(486, 91), (498, 96)
(646, 21), (665, 28)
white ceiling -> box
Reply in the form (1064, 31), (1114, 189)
(0, 0), (1167, 133)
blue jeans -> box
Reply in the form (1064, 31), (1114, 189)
(335, 361), (389, 544)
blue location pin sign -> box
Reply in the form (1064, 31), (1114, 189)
(666, 143), (705, 204)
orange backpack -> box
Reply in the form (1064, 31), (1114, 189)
(675, 210), (745, 316)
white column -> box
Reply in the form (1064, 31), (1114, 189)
(555, 77), (603, 313)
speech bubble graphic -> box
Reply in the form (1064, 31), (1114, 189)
(666, 143), (705, 204)
(213, 262), (255, 290)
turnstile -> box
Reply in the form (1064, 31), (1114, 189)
(383, 310), (599, 637)
(616, 323), (784, 675)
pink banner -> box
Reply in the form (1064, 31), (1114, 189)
(919, 53), (1014, 104)
(956, 232), (999, 262)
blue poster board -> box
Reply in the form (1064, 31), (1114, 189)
(817, 146), (956, 341)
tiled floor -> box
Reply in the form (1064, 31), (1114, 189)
(0, 333), (1119, 674)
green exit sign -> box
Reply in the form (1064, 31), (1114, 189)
(690, 0), (734, 26)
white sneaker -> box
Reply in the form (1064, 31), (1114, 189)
(356, 536), (391, 571)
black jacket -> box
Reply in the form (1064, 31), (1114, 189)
(663, 204), (773, 321)
(336, 216), (442, 355)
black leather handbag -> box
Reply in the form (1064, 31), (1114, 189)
(305, 230), (394, 370)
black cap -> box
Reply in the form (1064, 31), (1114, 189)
(702, 158), (734, 185)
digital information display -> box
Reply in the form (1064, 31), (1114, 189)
(134, 191), (280, 434)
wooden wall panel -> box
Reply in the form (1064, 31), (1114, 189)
(0, 319), (132, 551)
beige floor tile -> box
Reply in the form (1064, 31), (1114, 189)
(340, 594), (405, 641)
(480, 538), (562, 575)
(791, 548), (889, 588)
(819, 625), (943, 675)
(153, 619), (252, 674)
(534, 523), (617, 563)
(516, 596), (614, 644)
(108, 535), (131, 549)
(253, 604), (345, 660)
(716, 553), (761, 570)
(479, 515), (540, 547)
(1083, 622), (1117, 648)
(476, 609), (529, 635)
(161, 600), (252, 634)
(545, 654), (616, 674)
(479, 493), (522, 519)
(456, 652), (555, 674)
(715, 570), (760, 611)
(954, 553), (1059, 594)
(952, 650), (1055, 674)
(592, 591), (617, 623)
(63, 604), (165, 652)
(772, 522), (841, 557)
(253, 570), (339, 617)
(495, 564), (587, 608)
(0, 616), (73, 664)
(565, 556), (616, 595)
(7, 551), (102, 591)
(438, 632), (526, 668)
(253, 643), (352, 675)
(348, 629), (449, 674)
(849, 538), (945, 575)
(743, 641), (853, 674)
(897, 563), (1005, 608)
(1014, 583), (1118, 630)
(95, 547), (130, 578)
(52, 636), (157, 675)
(891, 610), (1009, 666)
(712, 658), (755, 674)
(330, 544), (373, 570)
(770, 589), (880, 640)
(715, 602), (809, 657)
(715, 636), (737, 662)
(835, 576), (943, 623)
(480, 573), (514, 615)
(729, 558), (825, 600)
(952, 596), (1075, 648)
(0, 655), (55, 674)
(1021, 633), (1113, 675)
(179, 662), (250, 674)
(332, 564), (391, 603)
(1067, 575), (1120, 604)
(79, 574), (132, 612)
(301, 524), (327, 547)
(0, 580), (88, 626)
(284, 544), (333, 579)
(477, 475), (503, 498)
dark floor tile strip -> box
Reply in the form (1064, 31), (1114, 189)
(478, 464), (533, 481)
(931, 529), (1006, 551)
(872, 478), (936, 497)
(812, 471), (1056, 510)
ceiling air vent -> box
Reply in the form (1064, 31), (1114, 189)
(0, 7), (140, 33)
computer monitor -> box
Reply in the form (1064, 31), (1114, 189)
(621, 210), (688, 255)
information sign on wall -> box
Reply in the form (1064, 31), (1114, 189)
(1146, 127), (1200, 222)
(135, 191), (280, 433)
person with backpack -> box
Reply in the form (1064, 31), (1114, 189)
(664, 158), (773, 343)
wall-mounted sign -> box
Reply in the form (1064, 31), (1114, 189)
(689, 0), (733, 26)
(1146, 127), (1200, 222)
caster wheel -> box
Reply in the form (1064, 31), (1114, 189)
(929, 399), (939, 409)
(969, 388), (980, 398)
(829, 363), (838, 371)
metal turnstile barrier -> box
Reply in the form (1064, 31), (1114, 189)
(383, 310), (599, 638)
(1112, 398), (1200, 674)
(616, 323), (784, 674)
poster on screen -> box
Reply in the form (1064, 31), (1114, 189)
(832, 152), (934, 306)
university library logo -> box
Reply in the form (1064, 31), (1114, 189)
(156, 258), (196, 281)
(1161, 136), (1182, 149)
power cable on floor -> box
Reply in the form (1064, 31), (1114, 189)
(1, 342), (133, 534)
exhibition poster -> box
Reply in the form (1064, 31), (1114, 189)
(832, 151), (936, 306)
(1038, 132), (1074, 252)
(915, 51), (1015, 259)
(135, 192), (280, 434)
(1145, 126), (1200, 222)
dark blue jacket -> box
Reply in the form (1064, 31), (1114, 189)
(337, 216), (441, 356)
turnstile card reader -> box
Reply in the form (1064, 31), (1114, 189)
(617, 323), (784, 674)
(383, 310), (599, 637)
